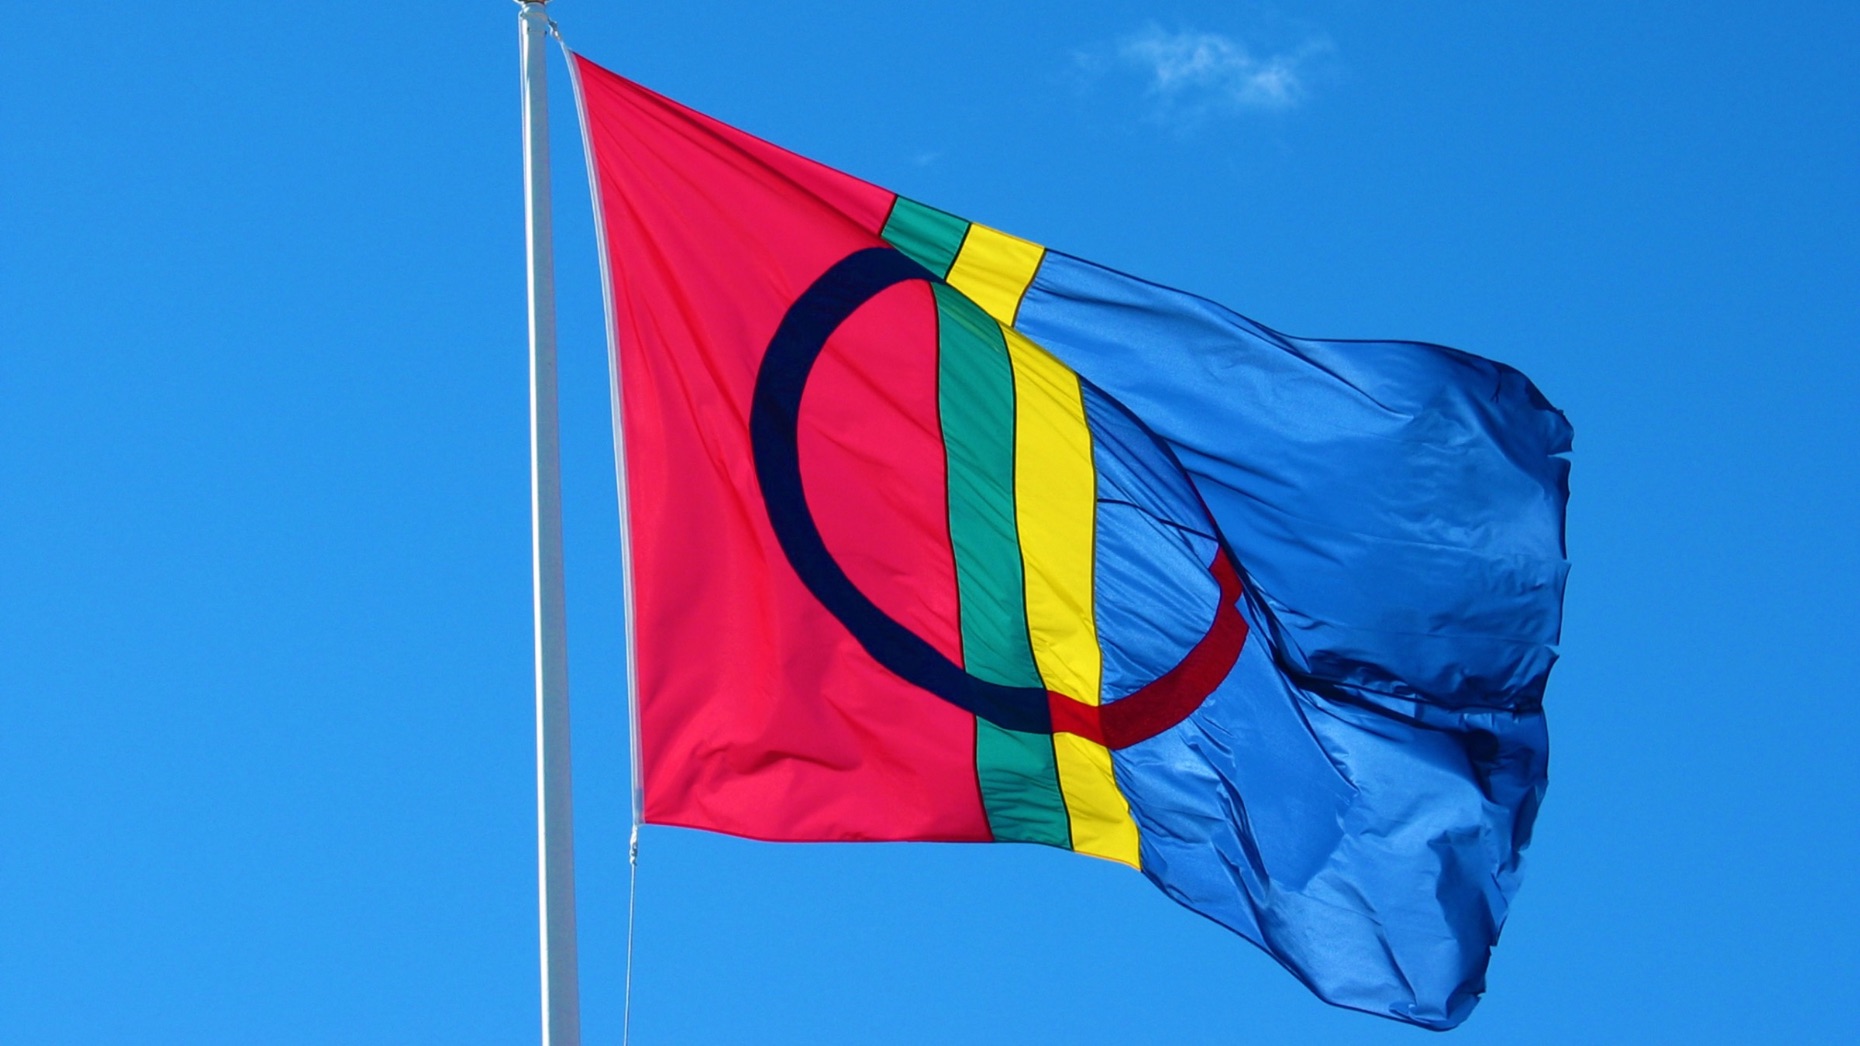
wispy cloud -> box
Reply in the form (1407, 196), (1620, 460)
(1080, 24), (1333, 126)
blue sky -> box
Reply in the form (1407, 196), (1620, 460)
(4, 2), (1857, 1042)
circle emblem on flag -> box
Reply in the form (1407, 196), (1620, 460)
(750, 247), (1247, 749)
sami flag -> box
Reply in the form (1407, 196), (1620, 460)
(570, 50), (1569, 1030)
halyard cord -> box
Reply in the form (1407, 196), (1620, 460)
(624, 824), (639, 1046)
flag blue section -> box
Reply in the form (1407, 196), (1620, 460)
(1079, 381), (1222, 703)
(1017, 250), (1569, 1029)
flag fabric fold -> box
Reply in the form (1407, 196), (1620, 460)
(569, 50), (1570, 1030)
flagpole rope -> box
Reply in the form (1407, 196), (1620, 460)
(623, 825), (640, 1045)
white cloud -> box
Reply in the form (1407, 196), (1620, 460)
(1112, 25), (1329, 119)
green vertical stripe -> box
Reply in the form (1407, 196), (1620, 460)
(934, 283), (1071, 848)
(882, 197), (970, 279)
(975, 723), (1071, 846)
(938, 286), (1038, 687)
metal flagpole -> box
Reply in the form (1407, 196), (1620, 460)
(517, 3), (581, 1045)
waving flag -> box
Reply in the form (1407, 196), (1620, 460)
(569, 51), (1570, 1030)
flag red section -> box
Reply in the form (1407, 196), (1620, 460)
(574, 58), (990, 841)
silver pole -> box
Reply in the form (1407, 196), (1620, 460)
(517, 3), (580, 1044)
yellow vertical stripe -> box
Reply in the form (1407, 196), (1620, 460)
(1006, 330), (1098, 704)
(944, 216), (1141, 868)
(1004, 326), (1142, 869)
(1051, 734), (1138, 868)
(946, 223), (1045, 325)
